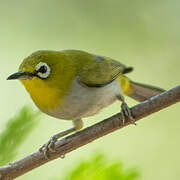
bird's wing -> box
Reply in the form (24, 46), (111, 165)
(78, 55), (133, 87)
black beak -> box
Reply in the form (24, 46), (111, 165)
(7, 72), (34, 80)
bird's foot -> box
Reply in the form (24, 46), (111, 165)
(121, 102), (136, 125)
(39, 136), (57, 159)
(39, 127), (77, 159)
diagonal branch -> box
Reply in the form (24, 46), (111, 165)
(0, 85), (180, 180)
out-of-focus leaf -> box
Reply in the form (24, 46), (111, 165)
(0, 106), (40, 165)
(57, 153), (139, 180)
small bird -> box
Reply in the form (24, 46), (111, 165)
(7, 50), (164, 158)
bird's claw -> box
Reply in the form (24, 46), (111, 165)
(39, 136), (57, 159)
(121, 102), (136, 125)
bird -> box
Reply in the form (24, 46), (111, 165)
(7, 50), (164, 158)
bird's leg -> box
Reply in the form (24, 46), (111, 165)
(39, 119), (83, 159)
(117, 94), (136, 125)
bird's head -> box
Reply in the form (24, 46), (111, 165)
(7, 50), (75, 111)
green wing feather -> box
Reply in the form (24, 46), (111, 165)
(78, 54), (133, 87)
(62, 50), (133, 87)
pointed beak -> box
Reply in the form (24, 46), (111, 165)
(7, 72), (34, 80)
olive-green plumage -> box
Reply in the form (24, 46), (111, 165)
(20, 49), (130, 85)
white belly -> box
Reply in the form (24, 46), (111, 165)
(47, 78), (122, 120)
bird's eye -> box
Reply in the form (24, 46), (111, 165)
(35, 62), (51, 79)
(38, 65), (47, 73)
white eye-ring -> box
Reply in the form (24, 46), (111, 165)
(35, 62), (51, 79)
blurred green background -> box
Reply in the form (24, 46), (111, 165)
(0, 0), (179, 179)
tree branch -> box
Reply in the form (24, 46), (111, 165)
(0, 86), (179, 180)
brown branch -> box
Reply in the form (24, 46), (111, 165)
(0, 86), (180, 180)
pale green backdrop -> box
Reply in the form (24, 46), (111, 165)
(0, 0), (180, 179)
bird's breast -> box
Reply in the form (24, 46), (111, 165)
(47, 78), (122, 120)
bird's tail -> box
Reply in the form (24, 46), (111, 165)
(118, 75), (165, 102)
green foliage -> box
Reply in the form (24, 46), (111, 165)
(58, 154), (139, 180)
(0, 106), (39, 165)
